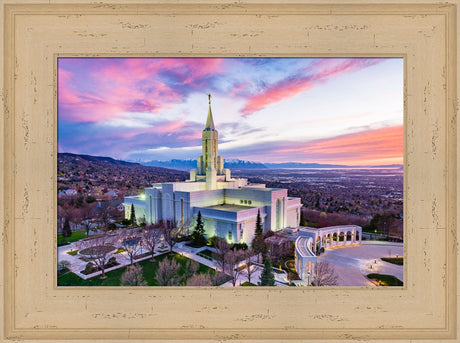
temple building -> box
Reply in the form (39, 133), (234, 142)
(123, 95), (302, 245)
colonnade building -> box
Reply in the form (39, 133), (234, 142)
(123, 95), (302, 245)
(292, 225), (363, 282)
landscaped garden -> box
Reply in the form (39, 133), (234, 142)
(196, 249), (214, 260)
(367, 273), (403, 286)
(381, 257), (403, 265)
(58, 252), (217, 286)
(241, 281), (257, 286)
(79, 245), (116, 256)
(284, 259), (301, 280)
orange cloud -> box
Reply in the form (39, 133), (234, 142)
(276, 125), (403, 165)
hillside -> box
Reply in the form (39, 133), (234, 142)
(58, 153), (188, 198)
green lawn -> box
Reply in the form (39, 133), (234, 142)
(367, 273), (403, 286)
(381, 257), (403, 265)
(58, 252), (216, 286)
(58, 230), (87, 246)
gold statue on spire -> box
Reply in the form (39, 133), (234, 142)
(208, 93), (211, 105)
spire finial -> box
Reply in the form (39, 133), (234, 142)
(205, 93), (215, 130)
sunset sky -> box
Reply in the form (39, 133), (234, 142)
(58, 57), (403, 166)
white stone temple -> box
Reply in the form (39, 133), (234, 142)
(123, 94), (302, 245)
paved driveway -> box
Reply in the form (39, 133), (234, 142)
(318, 241), (403, 286)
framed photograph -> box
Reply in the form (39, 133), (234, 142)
(56, 56), (404, 289)
(1, 1), (458, 342)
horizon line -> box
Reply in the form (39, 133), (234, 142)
(58, 151), (403, 168)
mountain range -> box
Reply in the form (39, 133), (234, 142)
(138, 158), (403, 171)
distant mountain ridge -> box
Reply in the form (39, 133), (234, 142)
(141, 159), (267, 170)
(138, 158), (403, 171)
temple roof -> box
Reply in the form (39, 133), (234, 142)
(204, 93), (215, 131)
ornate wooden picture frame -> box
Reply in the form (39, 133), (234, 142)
(1, 1), (458, 341)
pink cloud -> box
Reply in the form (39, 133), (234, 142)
(241, 59), (381, 116)
(58, 58), (225, 123)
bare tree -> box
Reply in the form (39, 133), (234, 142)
(117, 229), (143, 265)
(75, 234), (116, 279)
(225, 249), (244, 287)
(210, 271), (228, 286)
(109, 204), (124, 223)
(213, 238), (231, 273)
(162, 220), (181, 252)
(314, 261), (339, 286)
(142, 224), (162, 261)
(96, 201), (112, 231)
(186, 273), (212, 286)
(121, 264), (147, 286)
(57, 205), (66, 234)
(243, 248), (255, 284)
(155, 257), (181, 286)
(59, 201), (81, 233)
(79, 202), (97, 236)
(182, 260), (199, 282)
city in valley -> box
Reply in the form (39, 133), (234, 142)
(57, 152), (403, 287)
(57, 57), (403, 287)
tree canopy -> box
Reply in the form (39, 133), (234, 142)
(191, 211), (207, 246)
(251, 210), (266, 261)
(130, 203), (136, 226)
(259, 257), (275, 286)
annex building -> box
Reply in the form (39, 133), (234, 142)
(123, 95), (302, 245)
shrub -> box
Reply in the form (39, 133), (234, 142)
(381, 257), (403, 265)
(105, 257), (118, 268)
(207, 235), (220, 248)
(86, 195), (96, 203)
(57, 260), (71, 271)
(367, 273), (403, 286)
(82, 262), (97, 274)
(232, 242), (248, 251)
(176, 235), (193, 243)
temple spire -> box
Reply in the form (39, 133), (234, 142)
(205, 93), (215, 131)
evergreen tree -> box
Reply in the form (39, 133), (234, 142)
(259, 257), (275, 286)
(62, 218), (72, 238)
(251, 210), (265, 262)
(192, 211), (206, 246)
(130, 204), (136, 226)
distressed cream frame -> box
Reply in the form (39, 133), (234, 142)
(1, 1), (459, 342)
